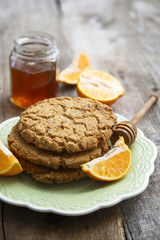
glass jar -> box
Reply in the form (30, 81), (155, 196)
(9, 31), (59, 109)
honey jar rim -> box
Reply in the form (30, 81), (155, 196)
(14, 31), (58, 58)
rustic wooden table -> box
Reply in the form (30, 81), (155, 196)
(0, 0), (160, 239)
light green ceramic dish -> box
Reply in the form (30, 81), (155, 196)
(0, 115), (157, 216)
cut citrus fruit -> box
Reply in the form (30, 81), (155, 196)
(81, 137), (132, 181)
(77, 69), (125, 105)
(0, 139), (23, 176)
(57, 53), (90, 85)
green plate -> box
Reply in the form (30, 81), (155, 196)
(0, 115), (157, 216)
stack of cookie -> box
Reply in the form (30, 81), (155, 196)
(8, 97), (116, 184)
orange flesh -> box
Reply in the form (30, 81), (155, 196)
(0, 149), (13, 170)
(77, 70), (125, 105)
(92, 150), (130, 178)
(0, 141), (23, 176)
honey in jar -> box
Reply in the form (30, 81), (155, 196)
(9, 32), (59, 109)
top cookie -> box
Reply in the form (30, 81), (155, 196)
(18, 97), (116, 153)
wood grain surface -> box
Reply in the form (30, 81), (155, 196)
(0, 0), (160, 239)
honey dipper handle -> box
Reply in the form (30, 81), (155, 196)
(131, 93), (159, 125)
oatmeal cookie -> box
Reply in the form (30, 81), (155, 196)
(8, 124), (110, 169)
(18, 97), (116, 153)
(18, 157), (87, 184)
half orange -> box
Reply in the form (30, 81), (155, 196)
(77, 69), (125, 105)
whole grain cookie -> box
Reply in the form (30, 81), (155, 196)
(18, 97), (116, 153)
(17, 157), (87, 184)
(8, 124), (110, 169)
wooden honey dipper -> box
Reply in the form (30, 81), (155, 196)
(110, 93), (159, 146)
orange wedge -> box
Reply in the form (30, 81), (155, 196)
(81, 137), (132, 181)
(57, 53), (90, 85)
(77, 70), (125, 105)
(0, 139), (23, 176)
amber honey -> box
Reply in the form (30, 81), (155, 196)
(10, 66), (57, 109)
(9, 32), (59, 109)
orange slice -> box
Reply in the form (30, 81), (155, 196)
(81, 137), (132, 181)
(77, 70), (125, 105)
(57, 53), (90, 85)
(0, 139), (23, 176)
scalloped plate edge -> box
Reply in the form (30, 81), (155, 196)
(0, 115), (157, 216)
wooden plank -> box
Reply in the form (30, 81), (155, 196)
(0, 0), (160, 239)
(0, 0), (71, 239)
(0, 203), (4, 240)
(3, 204), (125, 240)
(60, 0), (160, 240)
(0, 0), (72, 120)
(60, 0), (160, 117)
(0, 0), (125, 239)
(115, 1), (160, 240)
